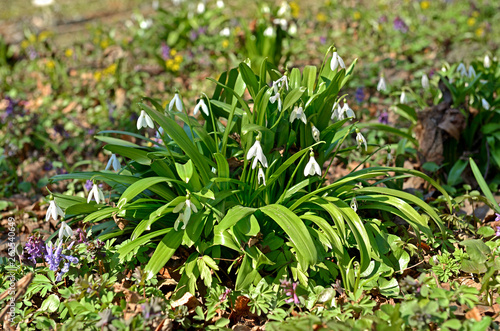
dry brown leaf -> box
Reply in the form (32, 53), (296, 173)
(465, 307), (481, 321)
(171, 292), (199, 310)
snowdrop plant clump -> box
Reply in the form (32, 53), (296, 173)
(52, 47), (449, 298)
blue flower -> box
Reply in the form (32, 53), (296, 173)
(44, 241), (79, 282)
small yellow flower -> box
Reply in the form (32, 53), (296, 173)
(290, 2), (300, 18)
(38, 31), (51, 42)
(100, 40), (109, 49)
(65, 49), (73, 57)
(170, 49), (177, 56)
(420, 1), (429, 10)
(166, 59), (175, 69)
(174, 54), (183, 63)
(472, 11), (479, 17)
(28, 34), (36, 43)
(467, 17), (476, 26)
(94, 71), (102, 82)
(46, 60), (55, 69)
(171, 64), (180, 72)
(475, 27), (484, 37)
(222, 39), (229, 48)
(21, 40), (30, 49)
(353, 11), (361, 20)
(316, 12), (327, 22)
(103, 63), (117, 76)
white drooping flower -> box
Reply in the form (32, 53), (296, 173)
(196, 2), (205, 14)
(484, 55), (491, 68)
(219, 27), (230, 37)
(58, 221), (73, 242)
(263, 26), (274, 37)
(468, 65), (476, 78)
(257, 167), (266, 186)
(273, 75), (289, 91)
(350, 197), (358, 212)
(137, 110), (154, 130)
(269, 87), (282, 111)
(45, 200), (64, 222)
(32, 0), (54, 7)
(331, 103), (344, 121)
(193, 99), (209, 116)
(355, 129), (367, 151)
(421, 74), (430, 90)
(87, 184), (105, 204)
(457, 63), (467, 77)
(169, 92), (183, 112)
(312, 125), (321, 143)
(105, 154), (121, 172)
(377, 76), (387, 92)
(304, 150), (321, 177)
(400, 91), (407, 104)
(216, 0), (224, 8)
(482, 98), (490, 110)
(342, 102), (355, 119)
(290, 106), (307, 124)
(173, 197), (198, 230)
(247, 137), (268, 169)
(386, 149), (393, 166)
(330, 52), (346, 71)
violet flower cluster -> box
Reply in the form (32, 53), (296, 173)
(23, 235), (47, 264)
(44, 241), (79, 281)
(280, 279), (300, 305)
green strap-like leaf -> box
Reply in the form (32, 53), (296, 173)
(144, 229), (184, 279)
(470, 158), (500, 213)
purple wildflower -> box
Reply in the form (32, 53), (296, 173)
(319, 36), (326, 45)
(27, 46), (38, 60)
(355, 87), (365, 103)
(280, 279), (300, 305)
(43, 161), (53, 171)
(84, 180), (93, 191)
(198, 26), (207, 35)
(23, 235), (47, 264)
(378, 15), (388, 24)
(161, 42), (170, 60)
(496, 226), (500, 237)
(5, 97), (14, 116)
(44, 241), (79, 281)
(378, 111), (389, 124)
(189, 30), (198, 41)
(219, 288), (231, 301)
(393, 17), (408, 33)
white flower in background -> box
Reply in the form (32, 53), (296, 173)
(350, 197), (358, 212)
(400, 91), (407, 104)
(273, 18), (288, 30)
(484, 55), (491, 68)
(468, 65), (476, 78)
(457, 63), (467, 77)
(193, 99), (209, 116)
(169, 92), (183, 112)
(277, 1), (290, 17)
(32, 0), (54, 6)
(312, 125), (321, 142)
(386, 149), (393, 166)
(290, 106), (307, 124)
(173, 197), (198, 230)
(330, 52), (345, 71)
(258, 167), (266, 186)
(197, 2), (205, 14)
(247, 137), (268, 169)
(269, 88), (282, 111)
(156, 127), (164, 139)
(288, 23), (297, 35)
(304, 150), (321, 177)
(482, 98), (490, 110)
(331, 103), (344, 121)
(377, 76), (387, 92)
(216, 0), (224, 8)
(421, 74), (430, 90)
(45, 199), (64, 222)
(219, 27), (230, 37)
(342, 102), (355, 118)
(273, 75), (289, 90)
(261, 4), (270, 13)
(140, 19), (153, 30)
(87, 184), (105, 204)
(263, 26), (274, 37)
(105, 154), (121, 172)
(58, 221), (73, 242)
(355, 129), (367, 151)
(137, 110), (154, 130)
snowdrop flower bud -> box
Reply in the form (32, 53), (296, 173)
(193, 99), (209, 116)
(45, 199), (65, 222)
(400, 91), (407, 104)
(290, 106), (307, 124)
(105, 154), (121, 172)
(247, 136), (268, 169)
(457, 63), (467, 77)
(312, 125), (320, 142)
(484, 55), (491, 68)
(377, 76), (387, 92)
(216, 0), (224, 8)
(197, 2), (205, 14)
(350, 197), (358, 212)
(87, 184), (105, 204)
(421, 74), (430, 90)
(330, 52), (345, 71)
(137, 110), (154, 130)
(258, 167), (266, 186)
(169, 92), (183, 112)
(289, 23), (297, 35)
(468, 65), (476, 78)
(263, 26), (274, 37)
(482, 98), (490, 110)
(355, 129), (367, 151)
(219, 27), (230, 37)
(304, 149), (321, 177)
(386, 148), (393, 166)
(58, 222), (73, 242)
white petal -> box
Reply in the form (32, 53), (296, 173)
(421, 74), (429, 89)
(313, 160), (321, 175)
(137, 112), (145, 130)
(304, 160), (312, 176)
(193, 103), (200, 115)
(168, 97), (176, 111)
(330, 52), (339, 71)
(259, 153), (268, 168)
(112, 156), (121, 171)
(258, 168), (266, 185)
(252, 156), (259, 169)
(105, 157), (113, 171)
(87, 187), (94, 203)
(145, 114), (154, 129)
(484, 55), (491, 68)
(482, 98), (490, 110)
(173, 201), (186, 213)
(201, 100), (209, 116)
(400, 91), (406, 104)
(175, 94), (183, 111)
(247, 141), (259, 160)
(98, 188), (105, 204)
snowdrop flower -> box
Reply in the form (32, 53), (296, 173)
(331, 103), (344, 121)
(482, 98), (490, 110)
(386, 149), (393, 166)
(219, 27), (230, 37)
(87, 183), (105, 204)
(330, 52), (345, 71)
(290, 106), (307, 124)
(173, 195), (198, 230)
(247, 136), (268, 169)
(137, 110), (154, 130)
(197, 2), (205, 14)
(258, 167), (266, 186)
(350, 197), (358, 212)
(377, 76), (387, 92)
(342, 102), (355, 118)
(270, 87), (282, 111)
(105, 154), (121, 171)
(484, 55), (491, 68)
(273, 75), (289, 91)
(169, 92), (183, 112)
(193, 99), (209, 116)
(312, 125), (321, 143)
(277, 1), (290, 17)
(32, 0), (54, 6)
(45, 199), (64, 222)
(468, 65), (476, 78)
(457, 63), (467, 77)
(216, 0), (224, 8)
(58, 222), (73, 242)
(400, 91), (407, 104)
(288, 23), (297, 35)
(355, 129), (367, 151)
(263, 26), (274, 37)
(273, 18), (288, 30)
(421, 74), (430, 90)
(304, 150), (321, 177)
